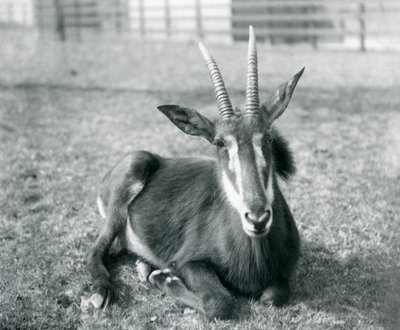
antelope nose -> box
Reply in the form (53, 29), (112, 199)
(245, 209), (271, 231)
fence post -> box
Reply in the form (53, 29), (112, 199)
(54, 0), (65, 41)
(311, 5), (318, 50)
(165, 0), (171, 37)
(139, 0), (145, 37)
(74, 0), (81, 41)
(195, 0), (203, 40)
(115, 0), (121, 33)
(358, 2), (366, 52)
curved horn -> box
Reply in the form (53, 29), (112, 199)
(198, 42), (234, 120)
(244, 26), (260, 115)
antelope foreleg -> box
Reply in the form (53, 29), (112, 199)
(149, 263), (236, 320)
(271, 275), (290, 307)
(149, 269), (206, 314)
(87, 151), (159, 309)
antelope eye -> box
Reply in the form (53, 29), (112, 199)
(214, 138), (225, 148)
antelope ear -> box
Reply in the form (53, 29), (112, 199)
(261, 67), (304, 123)
(157, 105), (215, 143)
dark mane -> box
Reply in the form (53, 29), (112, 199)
(272, 129), (296, 180)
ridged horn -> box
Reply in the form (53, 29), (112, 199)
(244, 26), (260, 115)
(198, 42), (234, 120)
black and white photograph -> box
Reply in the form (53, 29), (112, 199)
(0, 0), (399, 329)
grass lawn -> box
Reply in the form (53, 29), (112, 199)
(0, 32), (400, 329)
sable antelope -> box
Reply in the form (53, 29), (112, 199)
(87, 26), (303, 320)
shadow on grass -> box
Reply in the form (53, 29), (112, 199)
(294, 242), (399, 329)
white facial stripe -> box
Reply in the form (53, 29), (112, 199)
(226, 137), (244, 196)
(227, 137), (238, 172)
(266, 164), (274, 204)
(252, 134), (267, 189)
(221, 170), (247, 213)
(96, 195), (106, 219)
(252, 133), (274, 206)
(234, 149), (244, 196)
(252, 134), (264, 158)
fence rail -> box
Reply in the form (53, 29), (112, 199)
(1, 0), (399, 51)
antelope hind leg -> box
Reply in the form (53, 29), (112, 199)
(87, 220), (116, 309)
(87, 197), (129, 309)
(87, 153), (157, 308)
(88, 197), (138, 308)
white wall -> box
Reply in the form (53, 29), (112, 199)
(0, 0), (34, 26)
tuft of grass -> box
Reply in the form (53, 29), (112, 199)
(1, 35), (400, 329)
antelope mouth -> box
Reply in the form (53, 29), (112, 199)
(242, 222), (269, 238)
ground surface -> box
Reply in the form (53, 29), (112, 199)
(0, 31), (400, 329)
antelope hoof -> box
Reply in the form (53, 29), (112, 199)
(90, 283), (111, 309)
(271, 286), (289, 307)
(149, 269), (173, 288)
(272, 293), (289, 307)
(165, 276), (186, 295)
(149, 269), (187, 295)
(135, 259), (152, 282)
(90, 291), (110, 309)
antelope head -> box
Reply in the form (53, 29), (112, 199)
(158, 26), (304, 238)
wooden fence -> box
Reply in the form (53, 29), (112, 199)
(1, 0), (400, 51)
(127, 0), (400, 51)
(33, 0), (130, 41)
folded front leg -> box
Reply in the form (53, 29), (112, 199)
(149, 268), (206, 314)
(149, 262), (236, 320)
